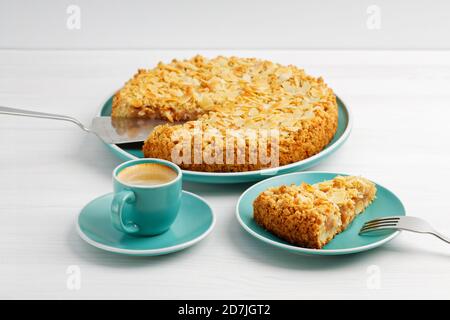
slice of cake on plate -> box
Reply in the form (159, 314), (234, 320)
(253, 176), (376, 249)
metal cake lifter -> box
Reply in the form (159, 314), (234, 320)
(0, 106), (183, 144)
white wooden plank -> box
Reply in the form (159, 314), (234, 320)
(0, 50), (449, 299)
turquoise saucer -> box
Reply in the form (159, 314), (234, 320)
(77, 191), (215, 256)
(236, 172), (406, 255)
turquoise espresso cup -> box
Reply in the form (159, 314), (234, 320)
(111, 158), (182, 236)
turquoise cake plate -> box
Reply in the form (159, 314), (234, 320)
(77, 191), (215, 256)
(236, 172), (406, 255)
(100, 95), (352, 184)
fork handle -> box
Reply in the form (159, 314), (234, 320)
(430, 231), (450, 244)
(0, 106), (90, 132)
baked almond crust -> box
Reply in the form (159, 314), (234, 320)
(253, 176), (377, 249)
(113, 55), (338, 172)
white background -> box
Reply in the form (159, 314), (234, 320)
(1, 0), (450, 49)
(0, 0), (450, 300)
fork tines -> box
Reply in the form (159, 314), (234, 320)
(359, 216), (400, 234)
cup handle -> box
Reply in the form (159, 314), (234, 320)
(111, 190), (139, 234)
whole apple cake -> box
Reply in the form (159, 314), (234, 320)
(112, 55), (338, 172)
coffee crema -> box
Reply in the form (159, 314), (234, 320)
(117, 163), (178, 186)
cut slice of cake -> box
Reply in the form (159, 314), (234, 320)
(253, 176), (376, 249)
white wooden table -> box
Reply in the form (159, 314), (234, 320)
(0, 50), (449, 299)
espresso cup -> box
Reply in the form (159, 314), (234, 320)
(111, 158), (182, 236)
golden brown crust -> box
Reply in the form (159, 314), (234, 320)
(253, 176), (377, 249)
(130, 55), (338, 172)
(253, 183), (342, 249)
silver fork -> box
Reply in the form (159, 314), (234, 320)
(359, 216), (450, 244)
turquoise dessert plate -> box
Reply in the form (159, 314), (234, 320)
(99, 95), (352, 184)
(236, 172), (406, 255)
(77, 191), (215, 256)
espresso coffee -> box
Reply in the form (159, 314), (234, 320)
(117, 163), (178, 186)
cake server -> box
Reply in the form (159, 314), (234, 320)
(0, 106), (183, 144)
